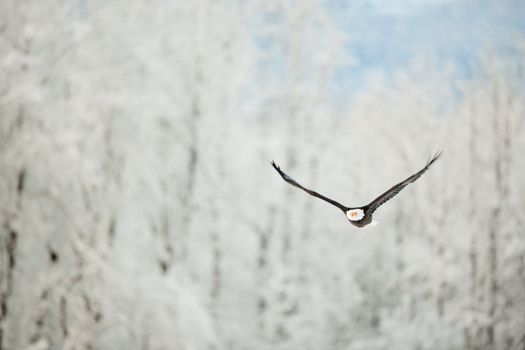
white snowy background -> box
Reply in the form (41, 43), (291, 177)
(1, 1), (524, 349)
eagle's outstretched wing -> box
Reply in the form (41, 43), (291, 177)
(364, 150), (442, 215)
(271, 161), (348, 212)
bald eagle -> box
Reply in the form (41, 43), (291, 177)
(271, 151), (442, 228)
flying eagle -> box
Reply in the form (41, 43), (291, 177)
(271, 151), (442, 228)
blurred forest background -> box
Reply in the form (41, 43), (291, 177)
(1, 1), (524, 350)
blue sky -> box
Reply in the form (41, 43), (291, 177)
(328, 0), (525, 84)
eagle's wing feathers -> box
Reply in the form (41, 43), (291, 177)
(271, 161), (348, 212)
(365, 151), (442, 214)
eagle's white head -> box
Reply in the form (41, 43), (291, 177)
(346, 209), (364, 221)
